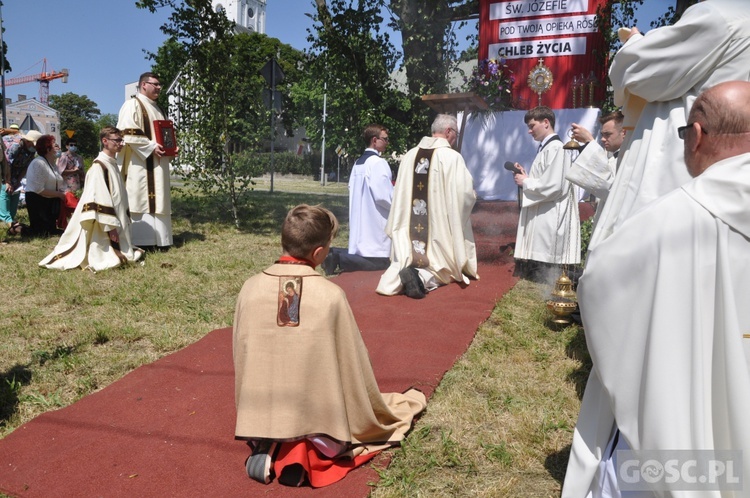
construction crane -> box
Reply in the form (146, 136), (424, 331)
(4, 58), (68, 105)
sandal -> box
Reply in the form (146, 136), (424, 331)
(7, 222), (22, 236)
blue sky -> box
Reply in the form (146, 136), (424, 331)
(1, 0), (317, 115)
(1, 0), (668, 116)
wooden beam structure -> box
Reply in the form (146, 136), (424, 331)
(421, 92), (488, 152)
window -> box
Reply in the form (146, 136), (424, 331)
(248, 7), (254, 18)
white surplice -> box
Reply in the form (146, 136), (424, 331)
(376, 136), (477, 295)
(116, 93), (173, 247)
(515, 136), (580, 265)
(562, 153), (750, 497)
(589, 0), (750, 252)
(348, 148), (393, 258)
(565, 141), (617, 231)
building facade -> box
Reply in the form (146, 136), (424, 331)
(2, 95), (61, 145)
(212, 0), (266, 33)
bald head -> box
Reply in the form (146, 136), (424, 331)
(684, 81), (750, 177)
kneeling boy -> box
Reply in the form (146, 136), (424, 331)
(233, 204), (426, 488)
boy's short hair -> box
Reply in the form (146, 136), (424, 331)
(600, 110), (624, 126)
(281, 204), (339, 258)
(100, 126), (123, 141)
(363, 124), (386, 147)
(524, 106), (556, 129)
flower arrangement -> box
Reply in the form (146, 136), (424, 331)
(463, 58), (515, 111)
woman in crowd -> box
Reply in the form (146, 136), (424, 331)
(54, 138), (81, 229)
(57, 138), (85, 193)
(25, 134), (66, 237)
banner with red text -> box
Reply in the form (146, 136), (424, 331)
(479, 0), (608, 110)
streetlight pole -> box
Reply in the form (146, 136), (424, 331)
(319, 81), (327, 186)
(0, 2), (7, 128)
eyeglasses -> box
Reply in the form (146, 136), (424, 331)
(677, 123), (708, 140)
(106, 137), (124, 144)
(144, 81), (162, 88)
(377, 136), (389, 142)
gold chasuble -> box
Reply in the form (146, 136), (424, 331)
(376, 136), (478, 296)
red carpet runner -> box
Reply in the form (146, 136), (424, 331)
(0, 201), (529, 497)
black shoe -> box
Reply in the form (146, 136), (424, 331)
(278, 463), (308, 487)
(321, 251), (339, 275)
(399, 267), (426, 299)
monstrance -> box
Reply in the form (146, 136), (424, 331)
(527, 58), (553, 107)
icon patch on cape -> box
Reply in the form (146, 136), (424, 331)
(277, 276), (302, 327)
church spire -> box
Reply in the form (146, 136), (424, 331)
(211, 0), (266, 34)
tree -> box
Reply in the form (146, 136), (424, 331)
(296, 1), (413, 160)
(650, 0), (700, 28)
(137, 0), (305, 226)
(96, 113), (118, 131)
(307, 0), (694, 150)
(387, 0), (476, 96)
(595, 0), (700, 110)
(1, 0), (13, 127)
(0, 1), (11, 75)
(47, 92), (101, 158)
(146, 37), (189, 112)
(307, 0), (476, 150)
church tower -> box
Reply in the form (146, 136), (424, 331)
(212, 0), (266, 34)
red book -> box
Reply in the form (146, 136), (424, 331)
(153, 120), (178, 156)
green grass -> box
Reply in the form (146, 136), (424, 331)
(0, 175), (589, 496)
(371, 279), (590, 497)
(0, 176), (349, 436)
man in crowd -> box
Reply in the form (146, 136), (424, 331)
(376, 114), (477, 299)
(322, 124), (393, 275)
(563, 81), (750, 496)
(589, 0), (750, 252)
(117, 72), (176, 250)
(567, 111), (625, 231)
(512, 106), (580, 284)
(40, 127), (143, 271)
(2, 130), (41, 235)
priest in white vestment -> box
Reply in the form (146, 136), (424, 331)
(589, 0), (750, 252)
(40, 127), (143, 271)
(563, 81), (750, 497)
(376, 114), (477, 299)
(116, 72), (175, 249)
